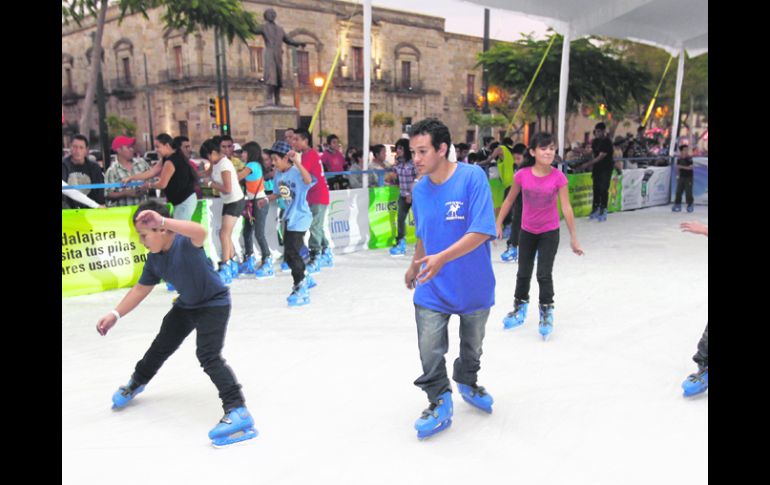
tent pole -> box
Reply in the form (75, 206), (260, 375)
(558, 29), (571, 165)
(668, 49), (685, 157)
(362, 0), (372, 188)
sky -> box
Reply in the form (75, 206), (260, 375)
(344, 0), (552, 42)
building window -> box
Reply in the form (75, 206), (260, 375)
(297, 51), (310, 85)
(122, 58), (132, 85)
(178, 120), (188, 139)
(466, 74), (475, 104)
(466, 130), (475, 143)
(401, 61), (411, 89)
(353, 47), (363, 80)
(249, 46), (263, 73)
(65, 68), (73, 92)
(174, 46), (183, 76)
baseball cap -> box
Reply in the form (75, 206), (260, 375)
(111, 135), (136, 151)
(266, 140), (292, 157)
(233, 143), (242, 152)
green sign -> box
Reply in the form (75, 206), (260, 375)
(368, 186), (416, 249)
(62, 200), (210, 297)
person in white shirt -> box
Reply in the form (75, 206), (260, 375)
(200, 138), (245, 275)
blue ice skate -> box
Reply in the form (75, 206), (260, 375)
(305, 273), (317, 289)
(239, 256), (256, 275)
(597, 208), (608, 222)
(319, 248), (334, 267)
(281, 261), (291, 272)
(589, 208), (600, 220)
(682, 368), (708, 397)
(457, 383), (494, 413)
(687, 204), (694, 213)
(209, 407), (258, 448)
(287, 280), (310, 307)
(306, 258), (321, 274)
(389, 239), (406, 256)
(218, 267), (232, 285)
(501, 245), (518, 262)
(414, 391), (453, 439)
(112, 379), (145, 409)
(671, 204), (682, 212)
(229, 259), (240, 278)
(255, 258), (275, 279)
(503, 299), (528, 330)
(538, 303), (554, 340)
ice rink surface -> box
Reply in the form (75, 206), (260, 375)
(62, 205), (708, 485)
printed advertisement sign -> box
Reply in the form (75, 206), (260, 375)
(368, 186), (416, 249)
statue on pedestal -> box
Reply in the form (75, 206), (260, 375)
(252, 9), (306, 106)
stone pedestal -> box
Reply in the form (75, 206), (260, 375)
(250, 104), (299, 146)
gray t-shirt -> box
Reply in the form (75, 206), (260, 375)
(138, 234), (230, 309)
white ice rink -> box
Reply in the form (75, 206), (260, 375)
(62, 205), (708, 485)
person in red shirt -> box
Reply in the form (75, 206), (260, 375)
(292, 128), (332, 269)
(320, 134), (347, 190)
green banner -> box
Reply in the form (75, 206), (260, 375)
(557, 172), (623, 218)
(368, 186), (416, 249)
(608, 172), (623, 213)
(62, 200), (210, 297)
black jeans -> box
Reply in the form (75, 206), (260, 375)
(592, 169), (612, 211)
(397, 196), (412, 241)
(284, 230), (306, 285)
(675, 177), (694, 205)
(693, 323), (708, 371)
(242, 199), (271, 262)
(505, 190), (523, 247)
(131, 304), (245, 412)
(514, 229), (560, 305)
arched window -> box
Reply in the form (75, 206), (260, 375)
(286, 29), (324, 86)
(394, 43), (420, 90)
(62, 53), (75, 93)
(112, 38), (134, 87)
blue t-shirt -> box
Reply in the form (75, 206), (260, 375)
(412, 162), (496, 314)
(274, 166), (316, 232)
(138, 234), (230, 309)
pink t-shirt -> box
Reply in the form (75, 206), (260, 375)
(514, 166), (568, 234)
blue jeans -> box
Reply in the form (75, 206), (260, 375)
(414, 304), (490, 403)
(172, 193), (198, 221)
(243, 199), (271, 262)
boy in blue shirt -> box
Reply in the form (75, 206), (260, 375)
(95, 199), (256, 447)
(265, 140), (317, 306)
(404, 119), (498, 438)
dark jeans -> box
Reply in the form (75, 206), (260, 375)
(592, 169), (612, 211)
(693, 323), (708, 371)
(243, 199), (271, 262)
(397, 195), (412, 241)
(284, 230), (307, 285)
(514, 229), (560, 305)
(413, 304), (490, 403)
(131, 305), (245, 412)
(505, 190), (523, 247)
(675, 177), (694, 205)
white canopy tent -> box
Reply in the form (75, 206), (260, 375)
(459, 0), (708, 157)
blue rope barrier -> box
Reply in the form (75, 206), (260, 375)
(62, 181), (146, 191)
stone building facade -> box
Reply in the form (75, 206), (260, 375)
(62, 0), (495, 153)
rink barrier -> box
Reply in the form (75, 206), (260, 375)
(62, 160), (706, 297)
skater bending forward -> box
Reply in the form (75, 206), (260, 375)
(96, 199), (257, 447)
(405, 118), (498, 439)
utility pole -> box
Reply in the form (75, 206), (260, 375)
(481, 8), (491, 115)
(220, 31), (231, 135)
(214, 27), (224, 135)
(143, 53), (154, 145)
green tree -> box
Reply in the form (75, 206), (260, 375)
(62, 0), (259, 137)
(106, 115), (137, 138)
(478, 33), (652, 134)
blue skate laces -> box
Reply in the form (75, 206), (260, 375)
(420, 402), (440, 419)
(464, 385), (488, 397)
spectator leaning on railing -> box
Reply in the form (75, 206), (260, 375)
(104, 136), (150, 207)
(62, 134), (105, 209)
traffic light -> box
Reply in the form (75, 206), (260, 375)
(219, 96), (229, 134)
(208, 97), (218, 120)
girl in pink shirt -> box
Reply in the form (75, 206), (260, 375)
(495, 133), (583, 340)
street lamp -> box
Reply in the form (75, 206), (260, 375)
(313, 74), (325, 142)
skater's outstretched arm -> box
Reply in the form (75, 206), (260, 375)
(135, 210), (208, 247)
(496, 180), (521, 239)
(558, 185), (584, 256)
(96, 283), (154, 336)
(681, 221), (707, 236)
(415, 232), (491, 284)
